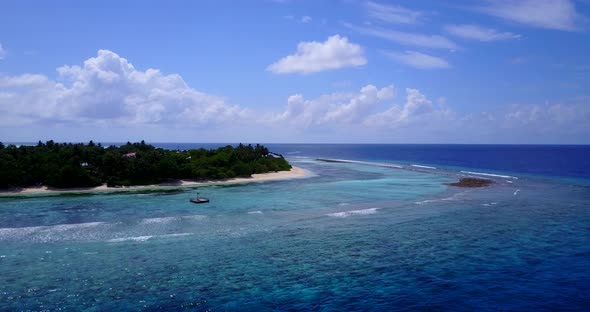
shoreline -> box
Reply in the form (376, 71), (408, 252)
(0, 166), (312, 197)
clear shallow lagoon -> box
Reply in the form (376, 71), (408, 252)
(1, 145), (590, 310)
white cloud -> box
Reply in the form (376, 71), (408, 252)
(454, 98), (590, 143)
(301, 16), (312, 23)
(267, 85), (457, 133)
(445, 24), (521, 41)
(345, 23), (459, 50)
(365, 1), (424, 24)
(123, 93), (590, 143)
(267, 35), (367, 74)
(480, 0), (582, 31)
(504, 102), (590, 126)
(2, 49), (588, 143)
(383, 51), (450, 69)
(365, 88), (452, 128)
(322, 85), (395, 123)
(0, 43), (6, 60)
(284, 15), (313, 24)
(0, 49), (245, 126)
(0, 74), (49, 87)
(270, 84), (395, 126)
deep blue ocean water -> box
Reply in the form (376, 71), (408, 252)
(155, 143), (590, 181)
(1, 144), (589, 311)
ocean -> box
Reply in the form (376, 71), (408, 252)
(1, 144), (589, 311)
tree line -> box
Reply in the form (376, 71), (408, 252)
(0, 141), (291, 188)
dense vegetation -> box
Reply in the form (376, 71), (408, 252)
(0, 141), (291, 188)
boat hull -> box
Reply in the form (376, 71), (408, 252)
(190, 198), (209, 204)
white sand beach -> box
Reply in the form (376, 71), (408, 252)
(0, 166), (312, 196)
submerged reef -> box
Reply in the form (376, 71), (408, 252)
(447, 177), (493, 187)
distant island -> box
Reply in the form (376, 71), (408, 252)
(0, 141), (291, 189)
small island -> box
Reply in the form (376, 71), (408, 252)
(0, 141), (292, 190)
(447, 177), (493, 188)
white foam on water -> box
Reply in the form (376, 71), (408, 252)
(52, 222), (105, 230)
(0, 221), (106, 239)
(159, 233), (192, 239)
(461, 171), (518, 180)
(506, 180), (513, 183)
(0, 221), (115, 243)
(415, 199), (438, 205)
(247, 210), (263, 214)
(107, 233), (192, 243)
(0, 219), (201, 243)
(180, 215), (207, 221)
(514, 189), (520, 196)
(319, 158), (403, 169)
(139, 215), (206, 224)
(411, 164), (437, 169)
(139, 217), (178, 225)
(108, 236), (153, 242)
(415, 194), (458, 205)
(338, 202), (350, 206)
(327, 208), (379, 218)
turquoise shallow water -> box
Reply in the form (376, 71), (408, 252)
(1, 157), (590, 310)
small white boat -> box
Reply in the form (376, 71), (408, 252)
(190, 192), (209, 204)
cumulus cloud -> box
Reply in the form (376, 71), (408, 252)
(345, 23), (459, 50)
(267, 85), (455, 132)
(260, 85), (589, 143)
(365, 1), (424, 24)
(0, 43), (6, 60)
(0, 74), (49, 87)
(383, 50), (450, 69)
(445, 24), (521, 41)
(322, 85), (395, 123)
(2, 49), (588, 143)
(269, 84), (395, 126)
(0, 50), (244, 126)
(480, 0), (582, 31)
(267, 35), (367, 74)
(364, 88), (452, 128)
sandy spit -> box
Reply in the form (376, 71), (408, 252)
(0, 166), (312, 196)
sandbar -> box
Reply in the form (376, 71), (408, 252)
(0, 166), (312, 196)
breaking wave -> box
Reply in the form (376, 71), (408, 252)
(327, 208), (379, 218)
(461, 171), (518, 180)
(107, 233), (192, 243)
(411, 164), (437, 169)
(139, 215), (207, 225)
(0, 222), (110, 243)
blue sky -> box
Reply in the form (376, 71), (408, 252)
(1, 0), (589, 143)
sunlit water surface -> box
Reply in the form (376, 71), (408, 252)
(1, 153), (589, 311)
